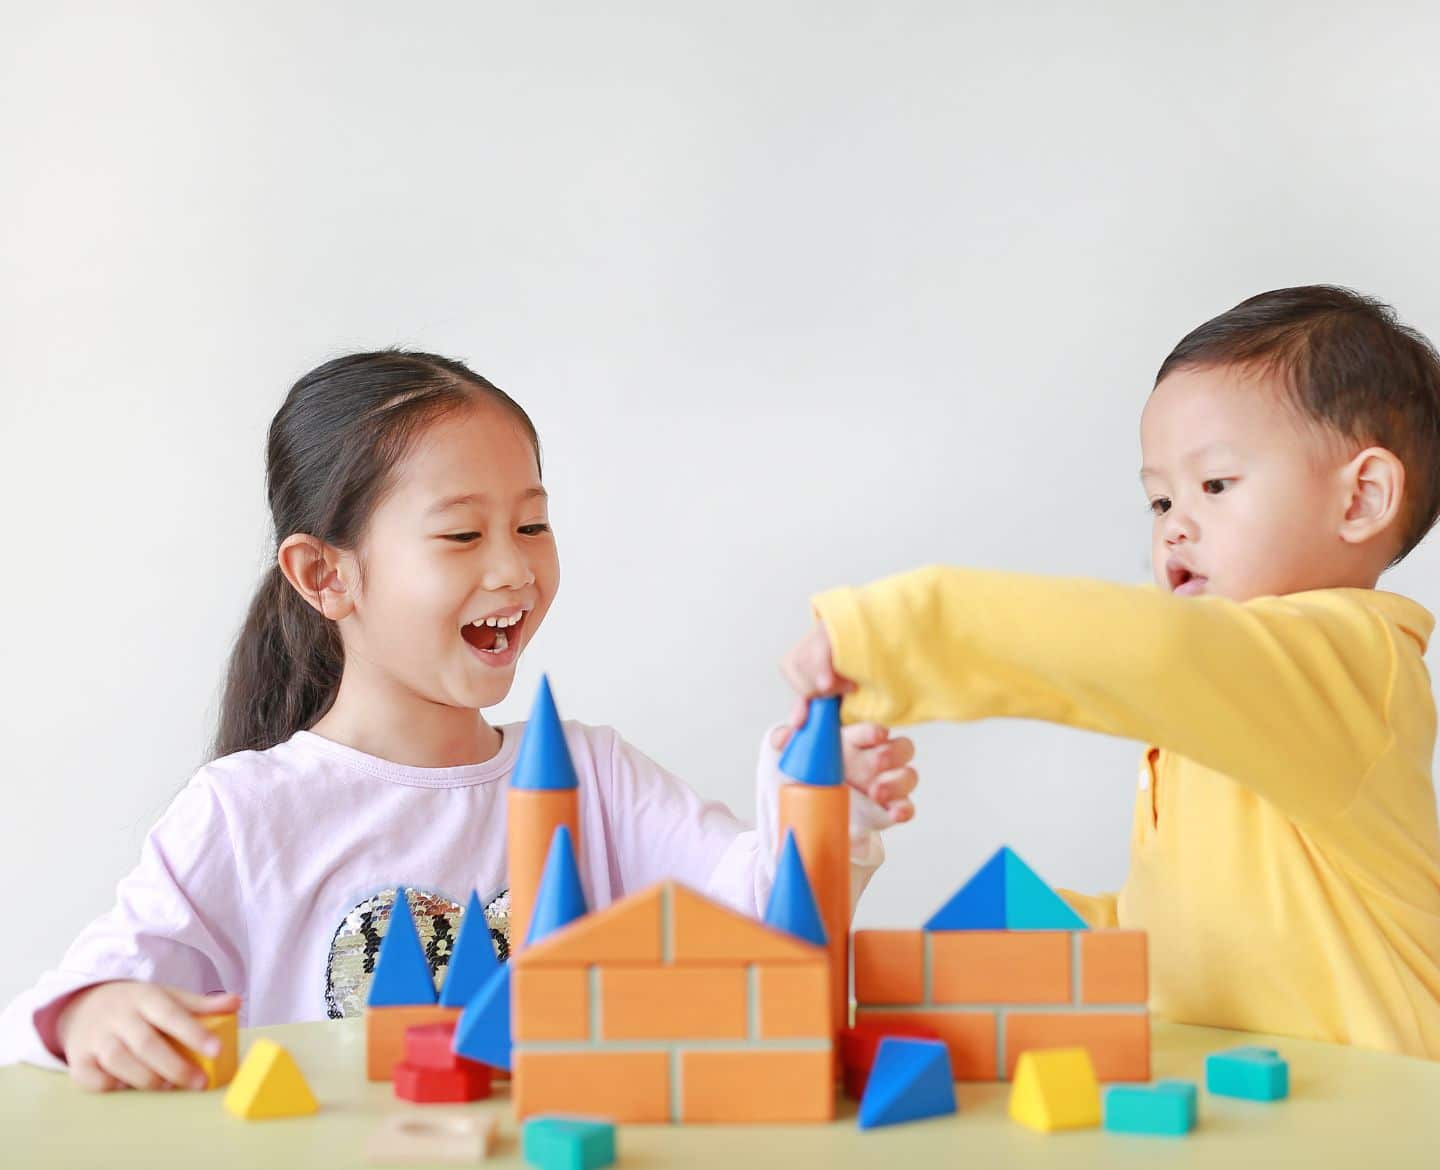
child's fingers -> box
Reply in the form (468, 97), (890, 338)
(69, 1052), (123, 1093)
(121, 1014), (204, 1090)
(886, 797), (916, 824)
(841, 722), (890, 751)
(171, 989), (241, 1015)
(96, 1034), (166, 1091)
(868, 765), (919, 809)
(140, 997), (226, 1080)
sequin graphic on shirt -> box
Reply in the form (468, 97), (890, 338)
(324, 886), (512, 1019)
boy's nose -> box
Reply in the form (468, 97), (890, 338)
(1163, 510), (1197, 545)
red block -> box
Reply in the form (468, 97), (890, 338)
(839, 1020), (942, 1100)
(405, 1021), (465, 1070)
(393, 1060), (493, 1103)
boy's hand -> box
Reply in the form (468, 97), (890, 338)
(55, 981), (241, 1092)
(770, 721), (918, 824)
(780, 621), (857, 734)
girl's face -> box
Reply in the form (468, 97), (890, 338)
(338, 400), (558, 712)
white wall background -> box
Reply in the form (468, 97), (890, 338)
(3, 1), (1439, 1006)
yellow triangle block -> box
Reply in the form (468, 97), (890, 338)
(1009, 1047), (1100, 1133)
(223, 1039), (318, 1120)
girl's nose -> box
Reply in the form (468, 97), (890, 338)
(480, 536), (535, 591)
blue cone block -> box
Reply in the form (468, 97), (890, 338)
(525, 825), (588, 946)
(1205, 1047), (1289, 1101)
(924, 848), (1007, 930)
(453, 962), (511, 1070)
(1002, 847), (1088, 930)
(764, 830), (828, 946)
(367, 888), (438, 1006)
(512, 676), (580, 791)
(1104, 1080), (1197, 1136)
(522, 1116), (617, 1170)
(858, 1038), (956, 1130)
(778, 696), (844, 786)
(439, 890), (502, 1008)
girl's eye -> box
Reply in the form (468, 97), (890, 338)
(444, 532), (481, 543)
(1148, 497), (1171, 516)
(519, 523), (551, 536)
(1203, 478), (1230, 495)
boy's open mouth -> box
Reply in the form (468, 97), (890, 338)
(1166, 561), (1207, 594)
(461, 609), (527, 655)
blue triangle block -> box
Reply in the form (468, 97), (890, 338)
(453, 962), (511, 1070)
(1002, 847), (1088, 930)
(764, 830), (828, 947)
(512, 676), (579, 791)
(439, 890), (502, 1008)
(367, 888), (438, 1006)
(858, 1038), (956, 1130)
(924, 848), (1007, 930)
(525, 825), (588, 946)
(778, 696), (844, 786)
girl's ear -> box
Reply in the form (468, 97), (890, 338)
(1337, 446), (1405, 549)
(277, 534), (356, 621)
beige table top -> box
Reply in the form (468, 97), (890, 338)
(3, 1016), (1437, 1168)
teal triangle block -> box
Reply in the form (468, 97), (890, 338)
(512, 675), (579, 790)
(764, 830), (828, 947)
(439, 890), (501, 1007)
(1002, 847), (1088, 930)
(923, 848), (1007, 930)
(453, 962), (511, 1070)
(857, 1038), (956, 1129)
(778, 696), (844, 786)
(367, 888), (438, 1006)
(525, 825), (588, 946)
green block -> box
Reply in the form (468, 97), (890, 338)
(1205, 1046), (1289, 1101)
(523, 1116), (617, 1170)
(1104, 1080), (1197, 1136)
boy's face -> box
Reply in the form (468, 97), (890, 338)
(1140, 364), (1352, 602)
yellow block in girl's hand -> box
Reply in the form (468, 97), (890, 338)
(223, 1038), (319, 1120)
(167, 1011), (238, 1089)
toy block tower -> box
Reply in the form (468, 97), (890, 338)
(508, 676), (581, 954)
(777, 696), (851, 1042)
(364, 888), (455, 1080)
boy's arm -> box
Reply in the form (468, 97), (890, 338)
(813, 566), (1400, 823)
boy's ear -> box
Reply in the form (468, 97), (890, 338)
(277, 534), (356, 621)
(1337, 446), (1405, 549)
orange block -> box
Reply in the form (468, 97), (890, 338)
(507, 788), (580, 954)
(853, 930), (925, 1005)
(366, 1004), (460, 1081)
(669, 885), (821, 965)
(930, 932), (1070, 1005)
(855, 1008), (998, 1080)
(600, 966), (747, 1040)
(1079, 930), (1148, 1004)
(517, 885), (663, 966)
(680, 1048), (834, 1122)
(512, 1050), (670, 1122)
(1004, 1012), (1150, 1081)
(167, 1010), (238, 1088)
(779, 783), (851, 1039)
(756, 963), (830, 1039)
(512, 967), (590, 1041)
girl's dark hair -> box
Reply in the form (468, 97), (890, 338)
(212, 350), (540, 759)
(1155, 285), (1440, 563)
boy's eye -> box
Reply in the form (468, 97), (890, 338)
(1148, 497), (1171, 516)
(519, 523), (551, 536)
(1202, 478), (1230, 495)
(443, 532), (481, 543)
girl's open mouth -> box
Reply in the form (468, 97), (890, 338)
(461, 609), (527, 658)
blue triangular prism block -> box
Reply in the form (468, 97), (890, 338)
(778, 696), (844, 786)
(764, 830), (828, 947)
(367, 888), (438, 1006)
(858, 1038), (956, 1130)
(439, 890), (502, 1008)
(924, 848), (1007, 930)
(525, 825), (588, 946)
(453, 962), (511, 1071)
(511, 676), (579, 791)
(1002, 848), (1088, 930)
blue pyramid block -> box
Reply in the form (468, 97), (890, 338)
(763, 830), (828, 947)
(525, 825), (588, 946)
(439, 890), (502, 1008)
(367, 888), (437, 1006)
(924, 848), (1007, 930)
(453, 962), (511, 1070)
(512, 676), (579, 791)
(1002, 847), (1088, 930)
(857, 1037), (956, 1130)
(779, 696), (844, 786)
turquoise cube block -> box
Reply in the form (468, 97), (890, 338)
(522, 1116), (617, 1170)
(1104, 1080), (1197, 1136)
(1205, 1046), (1289, 1101)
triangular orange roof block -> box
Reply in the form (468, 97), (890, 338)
(669, 884), (823, 965)
(517, 885), (664, 967)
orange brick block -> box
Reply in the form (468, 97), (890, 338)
(366, 1005), (460, 1081)
(513, 1050), (671, 1122)
(1079, 930), (1148, 1004)
(517, 885), (664, 966)
(167, 1011), (238, 1088)
(1004, 1012), (1150, 1081)
(669, 885), (819, 964)
(930, 932), (1070, 1005)
(513, 967), (590, 1041)
(756, 964), (830, 1039)
(855, 1009), (998, 1080)
(600, 966), (747, 1040)
(853, 930), (924, 1005)
(680, 1048), (834, 1122)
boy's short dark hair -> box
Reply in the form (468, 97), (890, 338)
(1156, 285), (1440, 563)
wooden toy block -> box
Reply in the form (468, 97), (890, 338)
(1205, 1046), (1289, 1101)
(680, 1048), (834, 1123)
(1004, 1011), (1150, 1081)
(513, 967), (591, 1042)
(393, 1060), (493, 1103)
(367, 1005), (460, 1081)
(508, 788), (580, 954)
(453, 965), (512, 1071)
(598, 965), (748, 1040)
(512, 1050), (670, 1123)
(756, 963), (830, 1039)
(516, 885), (663, 966)
(839, 1021), (942, 1100)
(854, 1009), (998, 1080)
(857, 1038), (956, 1130)
(1104, 1080), (1197, 1136)
(778, 696), (845, 785)
(1079, 930), (1148, 1004)
(764, 830), (828, 946)
(405, 1022), (462, 1070)
(669, 884), (821, 964)
(778, 782), (851, 1038)
(852, 930), (925, 1005)
(526, 826), (588, 947)
(367, 1113), (498, 1164)
(167, 1010), (237, 1089)
(439, 889), (503, 1008)
(930, 931), (1070, 1004)
(926, 846), (1086, 931)
(223, 1038), (318, 1120)
(522, 1116), (617, 1170)
(369, 889), (440, 1007)
(1009, 1047), (1100, 1133)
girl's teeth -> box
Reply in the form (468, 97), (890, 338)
(489, 629), (509, 652)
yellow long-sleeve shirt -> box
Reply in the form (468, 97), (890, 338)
(813, 566), (1440, 1059)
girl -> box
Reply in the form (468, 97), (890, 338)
(0, 352), (918, 1091)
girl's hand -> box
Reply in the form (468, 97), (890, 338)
(55, 981), (242, 1092)
(770, 721), (918, 824)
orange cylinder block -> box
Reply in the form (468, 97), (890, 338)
(778, 782), (851, 1040)
(507, 788), (580, 954)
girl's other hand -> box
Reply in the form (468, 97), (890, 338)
(769, 721), (918, 824)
